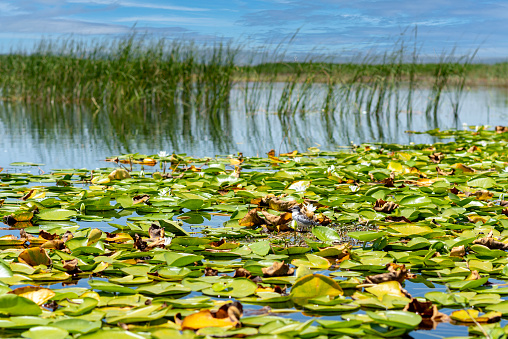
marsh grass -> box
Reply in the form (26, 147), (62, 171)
(0, 32), (502, 132)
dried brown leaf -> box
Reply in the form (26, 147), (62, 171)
(385, 216), (412, 223)
(261, 262), (294, 277)
(374, 199), (398, 213)
(473, 237), (508, 250)
(39, 230), (58, 240)
(450, 245), (466, 257)
(429, 152), (444, 164)
(205, 267), (218, 276)
(133, 233), (148, 252)
(436, 166), (454, 176)
(40, 240), (65, 250)
(233, 268), (252, 278)
(260, 210), (292, 226)
(496, 126), (508, 133)
(133, 194), (151, 205)
(149, 223), (164, 240)
(238, 208), (268, 227)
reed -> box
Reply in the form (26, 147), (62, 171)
(0, 31), (493, 130)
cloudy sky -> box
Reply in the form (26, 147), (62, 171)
(0, 0), (506, 61)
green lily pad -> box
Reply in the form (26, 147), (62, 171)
(0, 295), (41, 316)
(290, 274), (343, 305)
(21, 326), (68, 339)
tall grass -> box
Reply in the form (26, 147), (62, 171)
(0, 35), (238, 115)
(0, 31), (500, 131)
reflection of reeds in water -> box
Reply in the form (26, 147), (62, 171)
(0, 31), (494, 158)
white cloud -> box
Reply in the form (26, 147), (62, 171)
(67, 0), (210, 12)
(115, 15), (228, 27)
(0, 3), (28, 15)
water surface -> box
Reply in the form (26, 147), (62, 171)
(1, 85), (507, 171)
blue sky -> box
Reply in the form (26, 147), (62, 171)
(0, 0), (506, 61)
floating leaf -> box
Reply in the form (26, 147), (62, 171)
(37, 209), (77, 221)
(180, 302), (242, 330)
(21, 326), (68, 339)
(312, 226), (341, 243)
(18, 248), (51, 266)
(108, 169), (131, 180)
(0, 295), (41, 316)
(367, 310), (422, 329)
(290, 274), (343, 305)
(9, 286), (55, 305)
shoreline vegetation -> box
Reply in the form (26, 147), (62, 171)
(0, 34), (506, 118)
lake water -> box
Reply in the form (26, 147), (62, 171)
(2, 84), (508, 337)
(1, 84), (507, 171)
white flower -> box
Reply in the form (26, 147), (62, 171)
(349, 185), (360, 192)
(304, 203), (316, 213)
(326, 165), (340, 177)
(294, 157), (302, 163)
(288, 181), (309, 192)
(360, 162), (370, 166)
(158, 187), (171, 197)
(164, 237), (172, 246)
(503, 167), (508, 173)
(158, 151), (168, 157)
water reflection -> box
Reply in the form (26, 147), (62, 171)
(1, 85), (508, 170)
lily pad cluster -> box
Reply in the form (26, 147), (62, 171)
(2, 127), (508, 338)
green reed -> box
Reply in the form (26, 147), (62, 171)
(0, 31), (499, 131)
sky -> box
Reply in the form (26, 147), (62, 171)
(0, 0), (506, 61)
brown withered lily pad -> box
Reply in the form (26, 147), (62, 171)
(314, 213), (331, 226)
(133, 194), (151, 205)
(40, 239), (65, 250)
(467, 145), (481, 153)
(473, 190), (493, 201)
(204, 267), (218, 276)
(178, 301), (243, 330)
(60, 231), (73, 243)
(261, 262), (294, 277)
(436, 166), (454, 176)
(260, 210), (292, 226)
(373, 199), (398, 213)
(449, 187), (460, 195)
(233, 268), (253, 279)
(428, 152), (444, 164)
(133, 233), (148, 251)
(63, 258), (81, 274)
(450, 245), (466, 257)
(380, 172), (395, 187)
(149, 223), (164, 240)
(39, 230), (58, 240)
(403, 298), (449, 330)
(251, 194), (298, 211)
(473, 237), (508, 250)
(496, 125), (508, 133)
(385, 216), (412, 223)
(18, 247), (52, 266)
(239, 208), (268, 227)
(365, 264), (415, 284)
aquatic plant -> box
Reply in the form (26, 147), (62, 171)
(0, 128), (508, 337)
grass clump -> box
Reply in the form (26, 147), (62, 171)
(0, 31), (503, 119)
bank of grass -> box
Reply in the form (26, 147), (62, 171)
(0, 35), (505, 116)
(243, 61), (508, 87)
